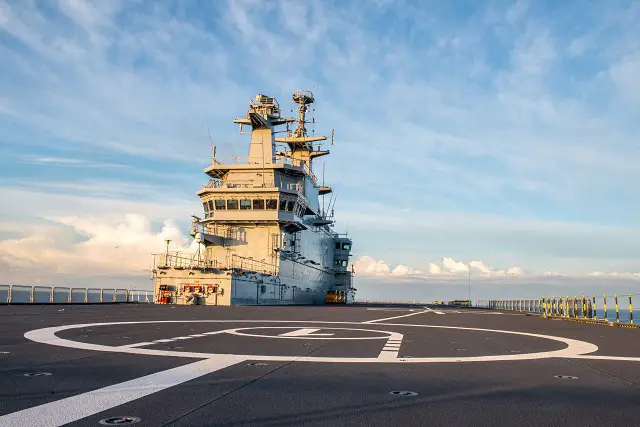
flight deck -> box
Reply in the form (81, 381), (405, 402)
(1, 304), (639, 426)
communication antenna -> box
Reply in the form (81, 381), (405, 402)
(331, 129), (334, 145)
(326, 172), (344, 215)
(206, 122), (216, 159)
(322, 162), (326, 216)
(328, 187), (339, 215)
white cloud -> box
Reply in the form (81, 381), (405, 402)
(442, 257), (470, 274)
(353, 256), (391, 276)
(505, 0), (529, 24)
(0, 214), (196, 281)
(428, 263), (442, 275)
(589, 271), (640, 278)
(355, 255), (524, 278)
(391, 264), (423, 276)
(506, 266), (524, 276)
(610, 53), (640, 103)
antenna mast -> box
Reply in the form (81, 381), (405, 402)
(206, 122), (216, 161)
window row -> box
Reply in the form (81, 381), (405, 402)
(202, 198), (306, 217)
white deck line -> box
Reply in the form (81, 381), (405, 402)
(119, 342), (155, 348)
(363, 310), (431, 323)
(279, 328), (334, 337)
(0, 356), (244, 427)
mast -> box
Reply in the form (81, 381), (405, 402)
(275, 90), (333, 207)
(275, 90), (331, 170)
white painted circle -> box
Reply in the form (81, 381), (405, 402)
(23, 320), (600, 364)
(227, 327), (395, 340)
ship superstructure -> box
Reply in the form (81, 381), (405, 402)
(152, 91), (355, 305)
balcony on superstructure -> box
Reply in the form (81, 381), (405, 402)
(204, 155), (319, 186)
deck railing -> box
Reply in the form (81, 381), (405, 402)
(211, 156), (319, 185)
(231, 254), (278, 276)
(0, 285), (152, 304)
(152, 252), (277, 276)
(153, 252), (224, 270)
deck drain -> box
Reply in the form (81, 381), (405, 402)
(455, 348), (466, 351)
(389, 391), (418, 397)
(247, 363), (268, 366)
(509, 350), (521, 353)
(554, 375), (579, 380)
(98, 416), (141, 425)
(24, 372), (52, 377)
(168, 346), (183, 349)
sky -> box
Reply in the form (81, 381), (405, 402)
(1, 0), (639, 300)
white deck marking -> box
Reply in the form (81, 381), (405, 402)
(119, 342), (155, 348)
(229, 327), (391, 340)
(377, 332), (404, 360)
(0, 356), (244, 427)
(568, 355), (640, 362)
(424, 307), (445, 315)
(279, 328), (334, 337)
(363, 310), (431, 323)
(121, 330), (230, 349)
(24, 320), (601, 363)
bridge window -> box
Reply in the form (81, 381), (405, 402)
(279, 199), (287, 211)
(286, 200), (295, 212)
(266, 199), (278, 210)
(335, 242), (340, 249)
(214, 200), (225, 210)
(253, 199), (265, 209)
(227, 200), (239, 210)
(208, 200), (214, 211)
(342, 243), (351, 251)
(203, 202), (209, 213)
(240, 199), (251, 210)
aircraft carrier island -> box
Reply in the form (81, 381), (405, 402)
(152, 91), (354, 306)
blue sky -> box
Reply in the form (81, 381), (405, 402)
(1, 0), (639, 298)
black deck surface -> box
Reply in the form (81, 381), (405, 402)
(1, 304), (640, 426)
